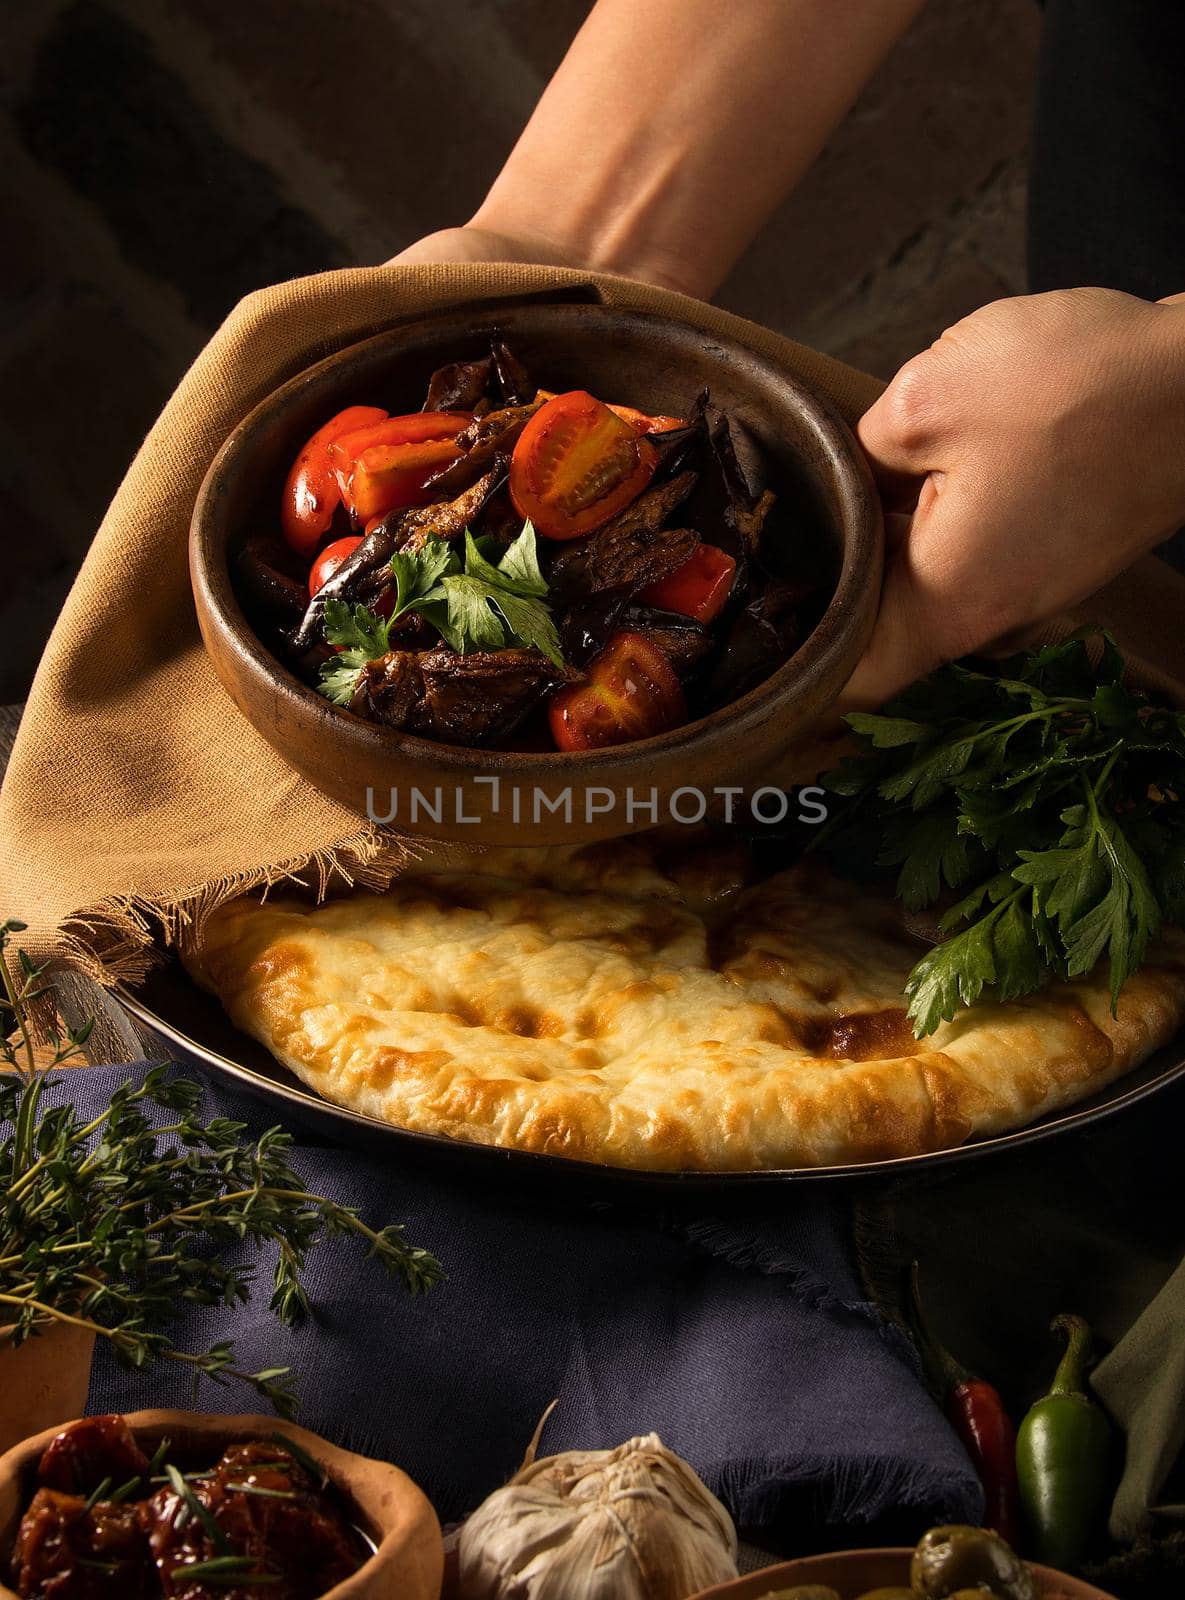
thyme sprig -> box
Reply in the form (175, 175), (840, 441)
(1, 922), (443, 1413)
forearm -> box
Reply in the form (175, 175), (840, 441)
(470, 0), (926, 297)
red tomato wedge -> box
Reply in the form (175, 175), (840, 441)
(638, 544), (737, 623)
(327, 410), (471, 525)
(308, 535), (364, 597)
(341, 437), (465, 524)
(534, 391), (685, 435)
(282, 404), (386, 557)
(548, 631), (686, 751)
(510, 391), (658, 541)
(606, 402), (687, 435)
(327, 410), (471, 462)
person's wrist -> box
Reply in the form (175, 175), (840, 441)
(468, 187), (712, 300)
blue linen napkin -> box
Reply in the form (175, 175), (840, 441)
(70, 1060), (980, 1537)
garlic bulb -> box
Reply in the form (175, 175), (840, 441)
(457, 1431), (739, 1600)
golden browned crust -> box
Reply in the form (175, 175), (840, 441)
(182, 837), (1185, 1171)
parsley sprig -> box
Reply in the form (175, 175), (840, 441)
(818, 635), (1185, 1035)
(318, 520), (562, 706)
(0, 923), (443, 1413)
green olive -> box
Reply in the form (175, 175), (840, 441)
(910, 1525), (1036, 1600)
(854, 1589), (919, 1598)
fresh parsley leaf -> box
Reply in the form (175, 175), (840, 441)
(317, 600), (395, 707)
(439, 574), (508, 652)
(483, 519), (549, 597)
(844, 713), (932, 749)
(434, 526), (564, 665)
(818, 632), (1185, 1035)
(389, 537), (459, 620)
(906, 897), (1007, 1034)
(321, 598), (391, 658)
(487, 586), (565, 666)
(319, 657), (367, 708)
(875, 799), (976, 912)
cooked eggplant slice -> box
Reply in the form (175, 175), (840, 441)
(678, 398), (777, 577)
(350, 649), (425, 729)
(560, 595), (711, 673)
(396, 463), (505, 553)
(235, 532), (309, 624)
(423, 355), (495, 413)
(354, 646), (569, 744)
(291, 519), (403, 650)
(547, 471), (699, 604)
(422, 399), (545, 495)
(705, 578), (808, 705)
(422, 342), (534, 414)
(648, 405), (708, 484)
(291, 467), (504, 648)
(421, 647), (570, 742)
(490, 339), (535, 405)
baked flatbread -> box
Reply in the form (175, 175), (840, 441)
(183, 834), (1185, 1171)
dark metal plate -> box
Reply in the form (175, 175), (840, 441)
(115, 960), (1185, 1194)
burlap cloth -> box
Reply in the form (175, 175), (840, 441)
(3, 261), (1185, 982)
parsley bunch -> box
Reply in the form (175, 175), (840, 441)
(319, 520), (562, 706)
(818, 636), (1185, 1036)
(1, 922), (443, 1414)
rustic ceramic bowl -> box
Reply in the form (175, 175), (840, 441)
(191, 300), (883, 845)
(0, 1409), (442, 1600)
(691, 1545), (1116, 1599)
(0, 1323), (95, 1457)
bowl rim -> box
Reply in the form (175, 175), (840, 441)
(190, 300), (882, 775)
(0, 1408), (442, 1600)
(689, 1543), (1119, 1599)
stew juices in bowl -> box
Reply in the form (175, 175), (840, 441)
(1, 1412), (440, 1600)
(236, 342), (821, 754)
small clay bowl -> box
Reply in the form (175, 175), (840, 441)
(691, 1545), (1117, 1599)
(0, 1409), (442, 1600)
(191, 300), (883, 845)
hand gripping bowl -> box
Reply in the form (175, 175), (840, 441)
(0, 1409), (442, 1600)
(190, 301), (883, 845)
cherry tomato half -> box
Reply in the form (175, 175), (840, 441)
(510, 391), (657, 541)
(308, 535), (363, 597)
(638, 544), (737, 623)
(548, 631), (686, 751)
(282, 404), (387, 558)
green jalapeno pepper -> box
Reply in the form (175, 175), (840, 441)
(1016, 1314), (1112, 1570)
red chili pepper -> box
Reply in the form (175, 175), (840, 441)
(910, 1262), (1021, 1546)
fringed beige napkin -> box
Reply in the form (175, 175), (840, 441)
(2, 262), (1183, 984)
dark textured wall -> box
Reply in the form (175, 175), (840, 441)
(0, 0), (1039, 701)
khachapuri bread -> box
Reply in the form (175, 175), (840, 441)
(183, 834), (1185, 1171)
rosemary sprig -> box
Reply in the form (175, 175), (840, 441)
(1, 922), (444, 1413)
(179, 1554), (280, 1585)
(166, 1463), (230, 1553)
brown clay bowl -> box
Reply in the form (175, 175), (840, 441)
(0, 1409), (443, 1600)
(191, 300), (883, 845)
(691, 1546), (1117, 1599)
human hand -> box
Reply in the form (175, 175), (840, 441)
(845, 287), (1185, 707)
